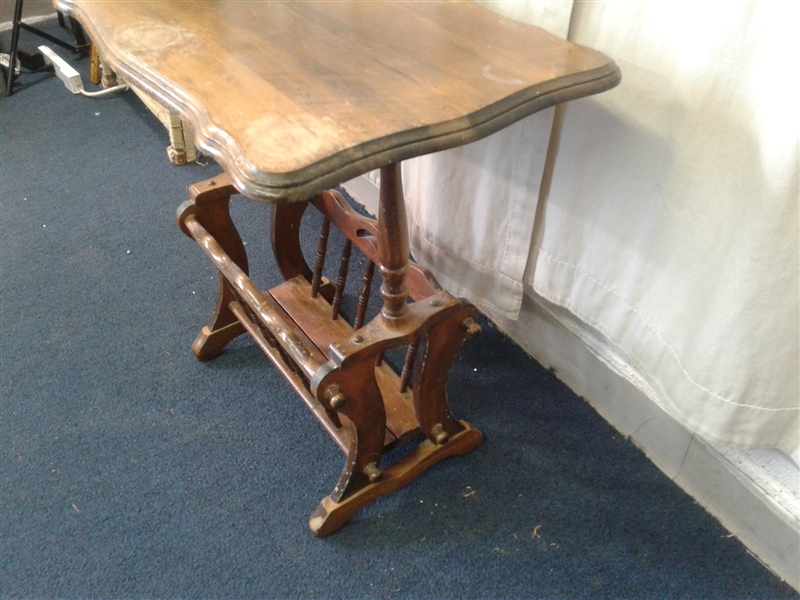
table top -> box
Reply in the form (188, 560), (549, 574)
(59, 0), (620, 202)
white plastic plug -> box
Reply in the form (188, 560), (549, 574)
(38, 45), (83, 94)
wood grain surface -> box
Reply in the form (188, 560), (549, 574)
(59, 1), (620, 202)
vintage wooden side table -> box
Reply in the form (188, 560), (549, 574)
(58, 0), (620, 537)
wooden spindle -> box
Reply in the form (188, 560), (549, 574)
(376, 163), (410, 329)
(310, 217), (330, 298)
(354, 259), (375, 331)
(331, 239), (352, 321)
(398, 339), (421, 393)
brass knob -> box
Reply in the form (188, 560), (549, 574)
(461, 318), (482, 338)
(431, 423), (449, 445)
(325, 385), (346, 410)
(363, 462), (383, 483)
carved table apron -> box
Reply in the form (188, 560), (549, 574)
(57, 0), (620, 536)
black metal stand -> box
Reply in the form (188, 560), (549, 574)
(3, 0), (90, 96)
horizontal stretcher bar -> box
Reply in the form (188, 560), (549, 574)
(182, 213), (324, 382)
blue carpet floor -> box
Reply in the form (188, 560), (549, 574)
(1, 20), (798, 600)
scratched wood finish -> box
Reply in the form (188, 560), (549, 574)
(59, 0), (620, 202)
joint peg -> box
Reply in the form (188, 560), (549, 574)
(325, 385), (347, 410)
(431, 423), (450, 445)
(461, 318), (482, 338)
(364, 462), (383, 483)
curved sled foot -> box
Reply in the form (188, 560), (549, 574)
(192, 321), (246, 361)
(308, 421), (483, 538)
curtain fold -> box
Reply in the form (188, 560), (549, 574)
(526, 0), (799, 459)
(404, 107), (555, 318)
(401, 0), (574, 319)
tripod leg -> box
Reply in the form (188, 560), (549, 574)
(4, 0), (24, 97)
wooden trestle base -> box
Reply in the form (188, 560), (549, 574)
(176, 165), (483, 537)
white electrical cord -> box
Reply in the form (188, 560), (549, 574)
(80, 84), (129, 97)
(38, 45), (130, 98)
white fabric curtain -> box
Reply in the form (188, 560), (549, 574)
(402, 1), (573, 319)
(400, 1), (800, 460)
